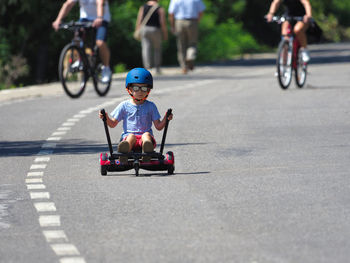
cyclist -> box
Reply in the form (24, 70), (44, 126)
(98, 68), (173, 163)
(266, 0), (312, 62)
(53, 0), (112, 83)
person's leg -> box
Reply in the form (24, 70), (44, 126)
(185, 20), (198, 70)
(141, 27), (152, 69)
(151, 28), (162, 74)
(294, 21), (309, 48)
(281, 21), (291, 39)
(96, 22), (112, 82)
(96, 40), (110, 66)
(175, 20), (187, 73)
(294, 21), (310, 62)
(96, 22), (110, 67)
(141, 132), (154, 162)
(118, 134), (137, 164)
(280, 21), (291, 64)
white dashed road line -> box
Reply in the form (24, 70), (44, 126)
(25, 96), (126, 262)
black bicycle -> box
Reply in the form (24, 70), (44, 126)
(58, 21), (111, 98)
(270, 16), (313, 89)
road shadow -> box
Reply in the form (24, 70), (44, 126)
(305, 84), (350, 90)
(0, 139), (208, 157)
(0, 140), (44, 157)
(100, 171), (211, 177)
(0, 140), (109, 157)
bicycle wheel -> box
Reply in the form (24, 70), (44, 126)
(295, 49), (307, 88)
(58, 44), (87, 98)
(277, 40), (292, 89)
(93, 62), (112, 97)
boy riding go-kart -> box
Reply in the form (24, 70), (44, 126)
(99, 68), (174, 176)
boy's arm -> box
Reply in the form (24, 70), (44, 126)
(153, 112), (173, 131)
(99, 110), (119, 128)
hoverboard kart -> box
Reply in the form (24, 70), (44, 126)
(99, 108), (174, 176)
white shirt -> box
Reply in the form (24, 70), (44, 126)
(73, 0), (111, 22)
(168, 0), (205, 20)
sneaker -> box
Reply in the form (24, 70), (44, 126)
(101, 66), (112, 83)
(141, 140), (154, 163)
(301, 49), (310, 63)
(70, 60), (82, 71)
(117, 140), (129, 164)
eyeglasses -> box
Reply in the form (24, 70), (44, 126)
(130, 86), (149, 92)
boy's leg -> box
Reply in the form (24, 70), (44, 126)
(118, 134), (136, 164)
(141, 132), (154, 162)
(125, 134), (136, 151)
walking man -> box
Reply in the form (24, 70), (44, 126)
(168, 0), (205, 74)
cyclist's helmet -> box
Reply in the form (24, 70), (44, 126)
(125, 68), (153, 89)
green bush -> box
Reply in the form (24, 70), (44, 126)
(0, 55), (29, 89)
(198, 16), (260, 61)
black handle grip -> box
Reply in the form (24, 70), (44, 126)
(166, 108), (172, 118)
(101, 108), (106, 121)
(100, 108), (113, 156)
(160, 108), (172, 155)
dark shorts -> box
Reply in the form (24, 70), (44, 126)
(80, 18), (109, 41)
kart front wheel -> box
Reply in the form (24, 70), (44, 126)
(168, 165), (175, 175)
(101, 165), (107, 176)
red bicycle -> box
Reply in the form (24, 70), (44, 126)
(270, 16), (312, 89)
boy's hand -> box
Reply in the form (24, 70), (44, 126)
(99, 110), (106, 120)
(166, 111), (173, 121)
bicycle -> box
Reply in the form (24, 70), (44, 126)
(58, 21), (111, 98)
(270, 16), (313, 89)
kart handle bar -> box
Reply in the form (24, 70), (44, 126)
(160, 109), (172, 155)
(100, 109), (114, 157)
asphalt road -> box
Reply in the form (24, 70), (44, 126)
(1, 43), (350, 263)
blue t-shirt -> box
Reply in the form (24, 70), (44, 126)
(111, 100), (161, 139)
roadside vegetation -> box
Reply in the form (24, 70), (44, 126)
(1, 0), (350, 89)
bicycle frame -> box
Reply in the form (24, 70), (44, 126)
(283, 23), (302, 70)
(71, 27), (97, 77)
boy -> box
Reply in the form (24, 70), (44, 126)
(99, 68), (173, 163)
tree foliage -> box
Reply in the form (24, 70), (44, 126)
(1, 0), (350, 89)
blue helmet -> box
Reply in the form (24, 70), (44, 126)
(125, 68), (153, 89)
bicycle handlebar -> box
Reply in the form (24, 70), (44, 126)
(59, 21), (94, 30)
(268, 16), (314, 24)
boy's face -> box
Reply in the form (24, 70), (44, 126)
(129, 84), (151, 101)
